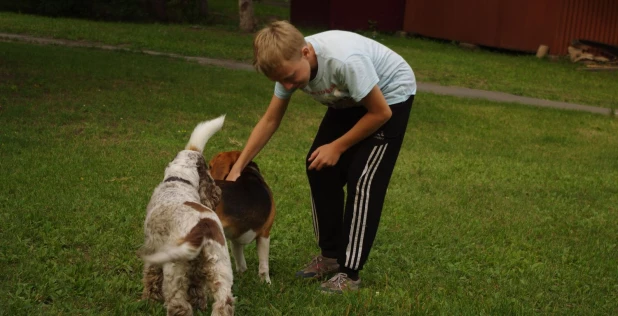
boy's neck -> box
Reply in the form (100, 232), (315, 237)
(308, 43), (318, 80)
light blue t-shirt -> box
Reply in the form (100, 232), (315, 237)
(274, 30), (416, 109)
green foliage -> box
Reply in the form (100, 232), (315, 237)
(0, 0), (146, 20)
(0, 0), (290, 24)
(0, 0), (211, 22)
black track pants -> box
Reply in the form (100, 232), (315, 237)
(306, 95), (414, 272)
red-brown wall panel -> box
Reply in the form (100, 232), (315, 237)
(403, 0), (500, 45)
(551, 0), (618, 55)
(291, 0), (405, 32)
(329, 0), (406, 32)
(495, 0), (560, 52)
(403, 0), (618, 55)
(290, 0), (331, 29)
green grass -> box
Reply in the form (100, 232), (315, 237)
(2, 34), (618, 315)
(1, 10), (617, 109)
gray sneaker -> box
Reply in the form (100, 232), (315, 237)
(295, 255), (339, 279)
(319, 273), (361, 294)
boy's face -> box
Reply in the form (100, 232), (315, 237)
(268, 46), (312, 91)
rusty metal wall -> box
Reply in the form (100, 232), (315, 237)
(552, 0), (618, 55)
(403, 0), (499, 46)
(329, 0), (406, 32)
(403, 0), (618, 55)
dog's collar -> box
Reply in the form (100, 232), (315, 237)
(245, 164), (260, 173)
(164, 176), (192, 186)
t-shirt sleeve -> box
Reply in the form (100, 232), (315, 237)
(341, 55), (380, 102)
(274, 82), (295, 99)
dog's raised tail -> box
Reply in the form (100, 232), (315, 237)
(186, 115), (225, 153)
(142, 217), (225, 265)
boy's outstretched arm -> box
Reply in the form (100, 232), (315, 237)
(308, 85), (392, 171)
(226, 95), (290, 181)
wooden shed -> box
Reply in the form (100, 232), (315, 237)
(290, 0), (618, 56)
(290, 0), (406, 32)
(403, 0), (618, 56)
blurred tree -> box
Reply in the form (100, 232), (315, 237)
(239, 0), (255, 32)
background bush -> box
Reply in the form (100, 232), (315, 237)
(0, 0), (209, 22)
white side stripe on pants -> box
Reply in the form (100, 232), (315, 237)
(345, 144), (388, 269)
(310, 193), (319, 242)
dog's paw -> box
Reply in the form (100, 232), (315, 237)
(235, 264), (248, 274)
(260, 272), (271, 284)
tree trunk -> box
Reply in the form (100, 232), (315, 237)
(239, 0), (255, 32)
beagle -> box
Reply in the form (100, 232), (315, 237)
(209, 151), (275, 284)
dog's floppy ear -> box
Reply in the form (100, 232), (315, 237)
(209, 153), (232, 181)
(209, 151), (242, 181)
(197, 155), (221, 209)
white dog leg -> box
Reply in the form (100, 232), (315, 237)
(205, 247), (235, 316)
(256, 236), (271, 284)
(162, 262), (192, 316)
(231, 240), (247, 274)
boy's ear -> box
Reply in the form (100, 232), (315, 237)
(302, 45), (310, 57)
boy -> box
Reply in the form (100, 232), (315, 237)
(226, 21), (416, 293)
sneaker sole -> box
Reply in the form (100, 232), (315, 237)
(295, 271), (338, 279)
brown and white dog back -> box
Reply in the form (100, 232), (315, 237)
(141, 116), (234, 316)
(209, 151), (276, 284)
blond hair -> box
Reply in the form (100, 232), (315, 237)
(253, 20), (306, 76)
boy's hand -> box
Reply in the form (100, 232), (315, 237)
(225, 170), (241, 181)
(307, 86), (391, 172)
(308, 143), (343, 171)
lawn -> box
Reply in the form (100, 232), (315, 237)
(1, 11), (618, 316)
(1, 10), (617, 109)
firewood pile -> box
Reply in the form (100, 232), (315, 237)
(568, 39), (618, 71)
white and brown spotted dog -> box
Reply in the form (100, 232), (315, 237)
(141, 116), (234, 316)
(208, 151), (276, 284)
